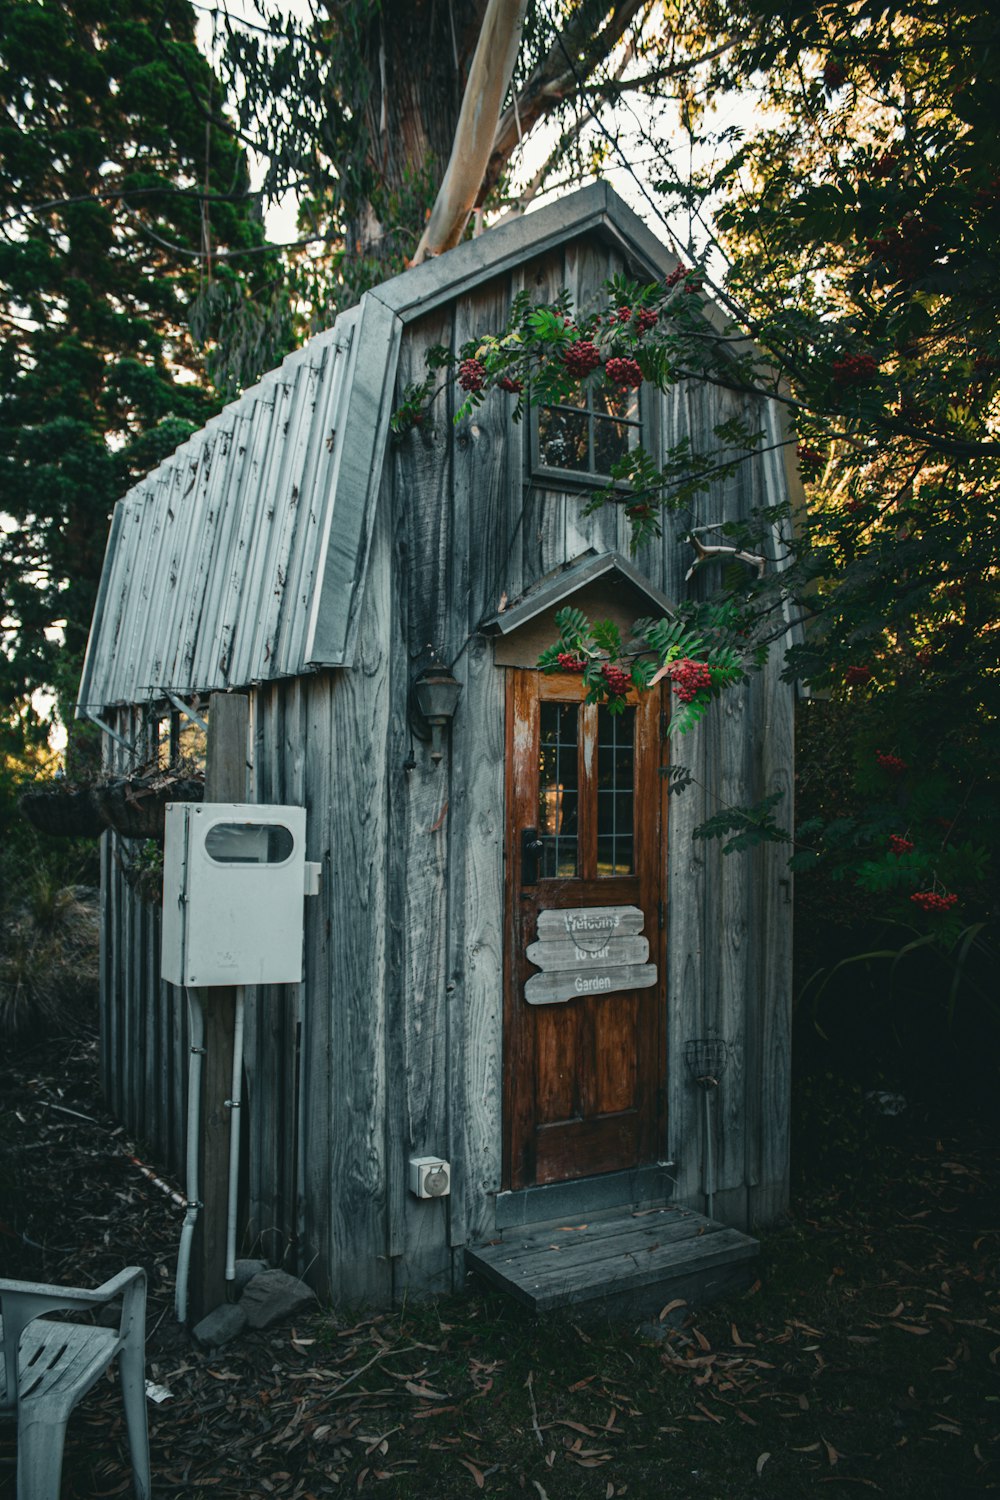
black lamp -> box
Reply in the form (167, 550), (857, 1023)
(413, 666), (462, 766)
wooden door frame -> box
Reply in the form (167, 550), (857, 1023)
(501, 668), (669, 1192)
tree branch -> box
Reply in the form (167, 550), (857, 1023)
(411, 0), (529, 263)
(477, 0), (649, 208)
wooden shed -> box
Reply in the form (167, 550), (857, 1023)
(80, 183), (796, 1315)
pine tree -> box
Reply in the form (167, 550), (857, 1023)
(0, 0), (284, 755)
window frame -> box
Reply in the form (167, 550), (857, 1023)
(530, 383), (644, 490)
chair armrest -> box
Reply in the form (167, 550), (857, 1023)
(0, 1268), (146, 1385)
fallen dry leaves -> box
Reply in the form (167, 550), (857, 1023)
(2, 1031), (999, 1497)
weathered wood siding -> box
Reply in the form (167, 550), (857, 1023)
(97, 220), (794, 1305)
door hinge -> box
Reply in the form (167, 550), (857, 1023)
(660, 709), (669, 740)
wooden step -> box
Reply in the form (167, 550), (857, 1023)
(466, 1203), (758, 1319)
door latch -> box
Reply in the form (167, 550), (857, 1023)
(521, 827), (544, 886)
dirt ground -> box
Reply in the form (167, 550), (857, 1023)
(1, 1023), (998, 1499)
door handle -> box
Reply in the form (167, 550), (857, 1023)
(521, 827), (544, 886)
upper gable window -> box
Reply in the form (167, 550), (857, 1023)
(533, 387), (641, 484)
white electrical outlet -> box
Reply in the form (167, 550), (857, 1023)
(408, 1157), (451, 1199)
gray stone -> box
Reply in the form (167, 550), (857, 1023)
(240, 1269), (315, 1330)
(192, 1302), (247, 1350)
(233, 1258), (270, 1292)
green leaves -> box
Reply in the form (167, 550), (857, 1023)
(693, 793), (790, 854)
(537, 600), (760, 732)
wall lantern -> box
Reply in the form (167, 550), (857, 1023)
(413, 667), (462, 766)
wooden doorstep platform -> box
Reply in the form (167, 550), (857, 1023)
(466, 1203), (759, 1319)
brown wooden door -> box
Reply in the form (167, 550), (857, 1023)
(504, 669), (667, 1191)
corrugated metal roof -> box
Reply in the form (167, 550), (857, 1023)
(79, 317), (358, 711)
(80, 183), (691, 713)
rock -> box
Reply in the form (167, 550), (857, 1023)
(233, 1258), (270, 1292)
(240, 1268), (316, 1329)
(192, 1302), (247, 1350)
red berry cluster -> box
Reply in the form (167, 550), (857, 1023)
(626, 502), (657, 522)
(614, 306), (632, 323)
(636, 308), (659, 332)
(605, 356), (643, 389)
(871, 151), (898, 179)
(796, 443), (824, 474)
(667, 658), (712, 703)
(556, 652), (587, 673)
(876, 751), (908, 775)
(823, 59), (847, 89)
(888, 835), (914, 855)
(665, 263), (687, 288)
(910, 890), (958, 912)
(562, 340), (601, 377)
(683, 279), (703, 295)
(458, 358), (486, 392)
(601, 662), (632, 696)
(832, 353), (879, 386)
(844, 664), (872, 686)
(866, 215), (939, 279)
(498, 374), (523, 394)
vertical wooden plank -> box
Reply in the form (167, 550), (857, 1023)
(446, 275), (517, 1266)
(300, 671), (333, 1295)
(708, 686), (751, 1230)
(190, 692), (249, 1321)
(391, 299), (458, 1297)
(665, 710), (709, 1209)
(748, 395), (796, 1226)
(324, 494), (392, 1304)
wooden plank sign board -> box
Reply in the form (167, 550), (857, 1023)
(525, 905), (657, 1006)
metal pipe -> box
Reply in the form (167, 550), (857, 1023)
(175, 988), (205, 1324)
(704, 1087), (715, 1220)
(225, 987), (245, 1283)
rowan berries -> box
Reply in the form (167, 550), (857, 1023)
(498, 375), (523, 394)
(823, 59), (847, 89)
(562, 341), (601, 378)
(844, 665), (872, 686)
(832, 354), (879, 385)
(636, 308), (659, 333)
(667, 658), (713, 704)
(888, 835), (914, 855)
(797, 444), (824, 475)
(601, 663), (632, 697)
(605, 357), (643, 389)
(458, 358), (486, 392)
(556, 652), (587, 673)
(910, 890), (958, 912)
(876, 751), (907, 775)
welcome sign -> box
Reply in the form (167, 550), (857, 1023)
(524, 905), (657, 1005)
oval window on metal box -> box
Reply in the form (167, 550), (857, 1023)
(204, 822), (295, 865)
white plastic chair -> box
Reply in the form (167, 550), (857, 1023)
(0, 1268), (151, 1500)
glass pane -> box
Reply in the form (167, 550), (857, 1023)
(205, 822), (295, 864)
(593, 415), (637, 474)
(595, 706), (635, 875)
(538, 405), (588, 471)
(597, 387), (640, 422)
(538, 702), (579, 877)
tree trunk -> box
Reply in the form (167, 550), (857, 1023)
(338, 0), (490, 271)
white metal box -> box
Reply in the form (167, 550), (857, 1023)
(161, 803), (311, 987)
